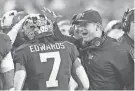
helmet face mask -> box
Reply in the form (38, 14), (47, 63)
(22, 14), (54, 41)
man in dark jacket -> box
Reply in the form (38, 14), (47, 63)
(43, 8), (134, 90)
(71, 10), (134, 90)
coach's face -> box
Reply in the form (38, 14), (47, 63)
(75, 23), (102, 42)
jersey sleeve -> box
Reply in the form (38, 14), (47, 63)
(13, 49), (26, 67)
(0, 33), (12, 62)
(13, 44), (29, 66)
(70, 43), (79, 64)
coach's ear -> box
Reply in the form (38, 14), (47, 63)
(96, 22), (103, 31)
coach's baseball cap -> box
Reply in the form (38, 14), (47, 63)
(72, 9), (102, 25)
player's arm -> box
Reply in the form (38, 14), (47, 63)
(0, 34), (13, 73)
(0, 35), (13, 73)
(0, 52), (14, 90)
(7, 15), (29, 45)
(14, 63), (26, 90)
(13, 50), (27, 90)
(69, 43), (89, 90)
(0, 34), (14, 90)
(71, 57), (89, 90)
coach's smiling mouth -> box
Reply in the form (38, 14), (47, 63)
(81, 30), (88, 36)
(82, 32), (88, 36)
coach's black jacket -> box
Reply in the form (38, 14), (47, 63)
(53, 22), (134, 90)
(81, 36), (134, 90)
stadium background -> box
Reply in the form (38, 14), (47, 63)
(0, 0), (134, 27)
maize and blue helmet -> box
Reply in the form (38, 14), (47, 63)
(22, 14), (53, 40)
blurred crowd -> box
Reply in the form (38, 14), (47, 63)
(0, 0), (134, 27)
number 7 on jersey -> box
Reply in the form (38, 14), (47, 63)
(39, 51), (61, 87)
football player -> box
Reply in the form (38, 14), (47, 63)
(122, 8), (134, 41)
(0, 32), (12, 90)
(13, 14), (89, 90)
(104, 8), (134, 61)
(0, 10), (29, 90)
(0, 10), (17, 90)
(122, 8), (134, 60)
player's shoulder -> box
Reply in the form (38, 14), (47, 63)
(62, 41), (76, 47)
(15, 43), (30, 52)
